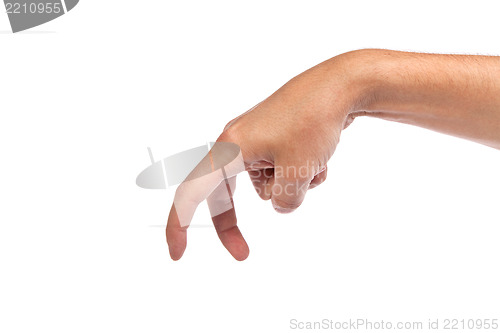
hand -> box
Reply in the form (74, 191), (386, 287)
(166, 52), (366, 261)
(166, 49), (500, 261)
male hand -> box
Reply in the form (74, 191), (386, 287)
(166, 49), (500, 261)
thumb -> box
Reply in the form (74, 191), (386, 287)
(271, 161), (314, 214)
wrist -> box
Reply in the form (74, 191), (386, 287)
(323, 49), (385, 118)
(332, 48), (423, 122)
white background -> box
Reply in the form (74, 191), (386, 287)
(1, 1), (499, 332)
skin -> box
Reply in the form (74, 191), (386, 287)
(166, 49), (500, 261)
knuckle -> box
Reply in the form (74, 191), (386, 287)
(317, 173), (327, 183)
(217, 125), (239, 143)
(223, 119), (235, 131)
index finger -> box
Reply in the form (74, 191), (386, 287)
(166, 141), (245, 260)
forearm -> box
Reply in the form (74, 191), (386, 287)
(342, 49), (500, 149)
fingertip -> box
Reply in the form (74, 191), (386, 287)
(222, 232), (250, 261)
(166, 231), (187, 261)
(272, 199), (299, 214)
(169, 247), (185, 261)
(270, 178), (307, 214)
(272, 205), (297, 214)
(231, 242), (250, 261)
(234, 252), (249, 261)
(166, 205), (188, 261)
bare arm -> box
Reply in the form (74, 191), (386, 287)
(166, 49), (500, 260)
(344, 49), (500, 149)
